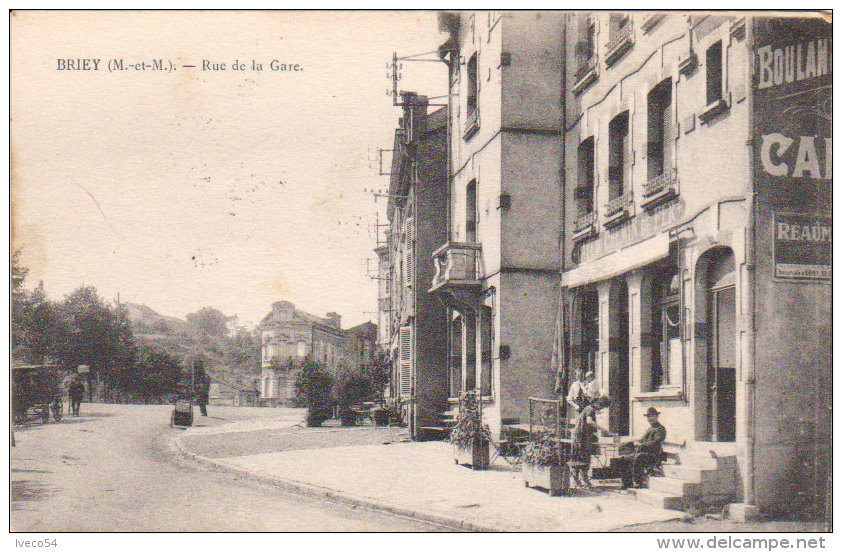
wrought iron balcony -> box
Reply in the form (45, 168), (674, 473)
(642, 168), (679, 210)
(430, 242), (483, 294)
(572, 55), (599, 95)
(603, 191), (634, 227)
(572, 211), (598, 242)
(604, 22), (634, 66)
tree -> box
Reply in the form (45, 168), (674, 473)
(185, 306), (234, 337)
(127, 349), (182, 403)
(11, 250), (69, 365)
(60, 286), (136, 394)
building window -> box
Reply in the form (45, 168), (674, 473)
(647, 79), (673, 180)
(576, 138), (595, 216)
(706, 41), (723, 106)
(605, 13), (634, 66)
(466, 54), (478, 115)
(608, 111), (630, 200)
(572, 15), (598, 93)
(466, 180), (477, 242)
(464, 53), (480, 139)
(608, 13), (629, 40)
(651, 270), (680, 390)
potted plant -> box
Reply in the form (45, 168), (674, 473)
(521, 429), (569, 496)
(447, 390), (491, 470)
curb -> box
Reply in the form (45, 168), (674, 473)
(171, 435), (500, 532)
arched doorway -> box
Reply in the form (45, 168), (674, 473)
(697, 247), (737, 442)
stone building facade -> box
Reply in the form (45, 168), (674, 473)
(258, 301), (347, 405)
(431, 11), (564, 437)
(384, 93), (449, 438)
(561, 12), (830, 515)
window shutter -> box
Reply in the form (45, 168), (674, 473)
(404, 218), (414, 287)
(398, 325), (412, 397)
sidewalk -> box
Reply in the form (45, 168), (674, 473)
(174, 415), (684, 532)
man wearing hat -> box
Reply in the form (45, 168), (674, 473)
(614, 407), (667, 489)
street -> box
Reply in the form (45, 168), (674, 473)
(10, 403), (449, 532)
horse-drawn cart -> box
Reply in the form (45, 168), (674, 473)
(12, 365), (64, 424)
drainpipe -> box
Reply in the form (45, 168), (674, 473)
(558, 16), (568, 409)
(744, 16), (757, 507)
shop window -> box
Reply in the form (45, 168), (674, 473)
(647, 79), (673, 180)
(651, 270), (680, 390)
(706, 41), (723, 106)
(608, 111), (630, 199)
(576, 138), (595, 216)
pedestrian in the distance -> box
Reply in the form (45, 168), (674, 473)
(195, 374), (210, 417)
(69, 379), (86, 417)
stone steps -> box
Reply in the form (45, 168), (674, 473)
(633, 487), (686, 510)
(631, 453), (738, 512)
(648, 475), (701, 497)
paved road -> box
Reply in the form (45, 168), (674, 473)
(10, 403), (449, 532)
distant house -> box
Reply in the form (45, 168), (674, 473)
(343, 321), (378, 370)
(258, 301), (347, 406)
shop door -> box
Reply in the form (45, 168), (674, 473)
(708, 285), (736, 442)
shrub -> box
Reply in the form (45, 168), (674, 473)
(447, 390), (490, 449)
(521, 429), (564, 466)
(337, 372), (374, 426)
(294, 358), (334, 427)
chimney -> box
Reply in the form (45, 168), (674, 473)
(326, 312), (341, 329)
(400, 92), (428, 142)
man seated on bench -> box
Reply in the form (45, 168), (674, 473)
(614, 407), (667, 489)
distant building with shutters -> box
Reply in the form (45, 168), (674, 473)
(383, 93), (449, 439)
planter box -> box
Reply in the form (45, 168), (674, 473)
(453, 439), (490, 470)
(522, 463), (570, 497)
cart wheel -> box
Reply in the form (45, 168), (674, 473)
(41, 406), (50, 424)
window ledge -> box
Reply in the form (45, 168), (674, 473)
(633, 388), (684, 401)
(698, 97), (729, 122)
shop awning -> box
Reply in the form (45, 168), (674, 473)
(563, 233), (670, 288)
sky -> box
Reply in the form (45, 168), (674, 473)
(11, 10), (448, 328)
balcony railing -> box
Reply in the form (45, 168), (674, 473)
(572, 211), (598, 242)
(604, 23), (634, 66)
(642, 168), (679, 210)
(603, 191), (634, 227)
(463, 108), (480, 140)
(640, 14), (665, 33)
(430, 242), (483, 292)
(572, 55), (599, 94)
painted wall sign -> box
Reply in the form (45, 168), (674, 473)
(579, 199), (684, 263)
(773, 213), (831, 279)
(753, 17), (832, 282)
